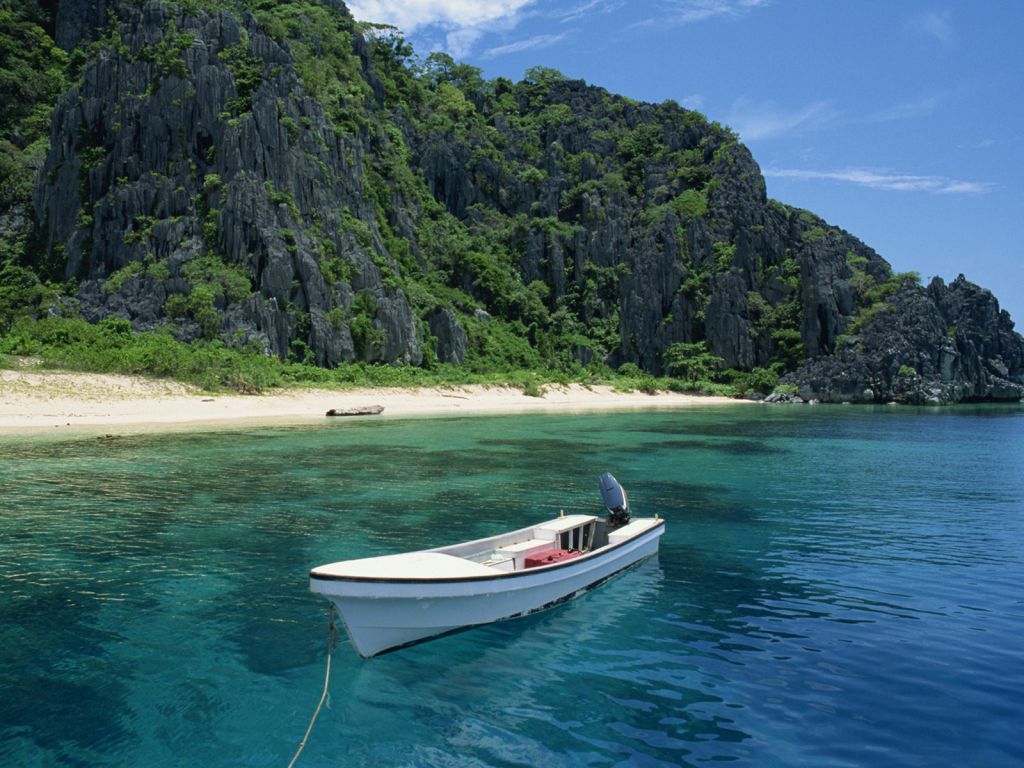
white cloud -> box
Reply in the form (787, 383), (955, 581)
(346, 0), (537, 56)
(443, 27), (485, 58)
(868, 94), (941, 123)
(765, 167), (993, 195)
(681, 93), (706, 110)
(728, 98), (837, 140)
(673, 0), (768, 23)
(482, 33), (568, 59)
(347, 0), (535, 32)
(935, 180), (991, 195)
(917, 10), (953, 45)
(632, 0), (768, 28)
(554, 0), (620, 23)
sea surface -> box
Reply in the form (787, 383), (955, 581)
(1, 404), (1022, 767)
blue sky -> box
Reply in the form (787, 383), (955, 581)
(347, 1), (1024, 323)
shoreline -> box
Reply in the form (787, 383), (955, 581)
(0, 369), (748, 433)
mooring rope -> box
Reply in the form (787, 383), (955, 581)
(286, 605), (338, 768)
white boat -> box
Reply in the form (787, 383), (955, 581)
(309, 473), (665, 658)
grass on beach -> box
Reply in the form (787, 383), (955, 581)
(0, 315), (766, 397)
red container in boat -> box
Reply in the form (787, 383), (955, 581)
(525, 549), (581, 568)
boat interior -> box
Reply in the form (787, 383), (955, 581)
(438, 514), (621, 572)
(311, 473), (653, 582)
(310, 514), (660, 581)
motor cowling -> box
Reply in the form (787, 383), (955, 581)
(599, 472), (630, 527)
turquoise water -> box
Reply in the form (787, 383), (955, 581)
(2, 405), (1023, 767)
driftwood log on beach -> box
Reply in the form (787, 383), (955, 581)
(325, 406), (385, 417)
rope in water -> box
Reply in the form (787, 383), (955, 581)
(286, 605), (338, 768)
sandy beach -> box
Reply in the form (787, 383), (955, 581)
(0, 368), (746, 431)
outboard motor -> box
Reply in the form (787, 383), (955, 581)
(599, 472), (631, 528)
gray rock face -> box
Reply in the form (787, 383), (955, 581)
(76, 276), (166, 329)
(762, 390), (805, 404)
(55, 0), (113, 51)
(37, 0), (421, 365)
(372, 288), (423, 365)
(221, 294), (296, 360)
(784, 276), (1024, 404)
(429, 308), (467, 364)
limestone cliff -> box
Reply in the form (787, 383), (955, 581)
(4, 0), (1022, 402)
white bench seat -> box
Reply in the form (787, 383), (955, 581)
(497, 538), (551, 553)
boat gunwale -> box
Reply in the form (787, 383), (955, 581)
(309, 519), (664, 585)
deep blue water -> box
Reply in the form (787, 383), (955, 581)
(1, 404), (1023, 767)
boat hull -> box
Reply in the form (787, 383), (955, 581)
(310, 523), (663, 658)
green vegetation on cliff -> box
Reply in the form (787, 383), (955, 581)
(2, 0), (1019, 403)
(0, 314), (735, 396)
(0, 1), (69, 330)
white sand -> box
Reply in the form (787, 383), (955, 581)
(0, 368), (746, 432)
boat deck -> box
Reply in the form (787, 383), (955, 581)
(310, 552), (498, 580)
(310, 515), (664, 582)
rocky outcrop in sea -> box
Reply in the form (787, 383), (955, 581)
(783, 275), (1024, 404)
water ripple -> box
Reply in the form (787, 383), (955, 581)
(2, 406), (1023, 766)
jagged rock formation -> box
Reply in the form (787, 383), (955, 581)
(784, 275), (1024, 403)
(429, 308), (467, 365)
(37, 0), (422, 365)
(2, 0), (1021, 403)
